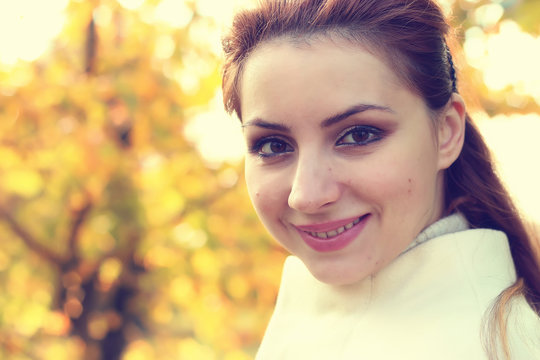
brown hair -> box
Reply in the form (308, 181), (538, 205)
(222, 0), (539, 355)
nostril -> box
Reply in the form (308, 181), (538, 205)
(287, 159), (342, 212)
(288, 184), (341, 213)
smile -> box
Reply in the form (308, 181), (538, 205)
(295, 214), (370, 252)
(305, 217), (361, 239)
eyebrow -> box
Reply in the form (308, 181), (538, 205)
(242, 103), (394, 131)
(242, 119), (290, 132)
(321, 104), (394, 128)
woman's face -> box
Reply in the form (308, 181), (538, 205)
(240, 38), (448, 285)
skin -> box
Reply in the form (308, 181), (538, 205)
(240, 36), (466, 285)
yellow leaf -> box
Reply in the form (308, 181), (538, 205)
(0, 147), (21, 169)
(150, 300), (173, 325)
(191, 247), (220, 279)
(143, 246), (178, 268)
(224, 350), (252, 360)
(42, 311), (71, 336)
(98, 257), (123, 289)
(0, 249), (9, 271)
(122, 340), (155, 360)
(177, 338), (216, 360)
(1, 169), (43, 197)
(226, 273), (250, 301)
(15, 302), (48, 337)
(169, 275), (196, 306)
(145, 188), (185, 226)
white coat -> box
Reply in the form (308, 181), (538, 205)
(256, 215), (540, 359)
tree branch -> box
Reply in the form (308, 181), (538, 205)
(0, 206), (66, 265)
(67, 201), (93, 259)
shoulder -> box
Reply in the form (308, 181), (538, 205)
(415, 228), (516, 301)
(445, 229), (540, 358)
(377, 227), (516, 316)
(483, 294), (540, 359)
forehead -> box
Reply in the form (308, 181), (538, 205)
(245, 31), (411, 83)
(239, 36), (405, 118)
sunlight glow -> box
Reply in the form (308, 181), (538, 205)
(474, 3), (504, 28)
(0, 0), (68, 65)
(477, 113), (540, 222)
(465, 20), (540, 104)
(184, 92), (245, 167)
(117, 0), (145, 11)
(195, 0), (257, 27)
(438, 0), (457, 17)
(154, 35), (176, 60)
(93, 4), (114, 27)
(154, 0), (193, 28)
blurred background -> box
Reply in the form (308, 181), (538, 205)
(0, 0), (538, 359)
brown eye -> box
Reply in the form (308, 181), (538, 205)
(337, 126), (383, 146)
(266, 141), (287, 153)
(351, 130), (371, 143)
(256, 138), (293, 157)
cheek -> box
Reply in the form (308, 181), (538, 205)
(245, 167), (265, 211)
(348, 157), (430, 208)
(361, 164), (410, 195)
(379, 162), (439, 215)
(245, 163), (287, 220)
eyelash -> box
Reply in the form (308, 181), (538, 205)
(336, 125), (384, 147)
(249, 125), (384, 158)
(249, 137), (293, 158)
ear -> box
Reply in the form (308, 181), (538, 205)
(437, 93), (466, 170)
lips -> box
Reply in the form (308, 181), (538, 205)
(294, 214), (370, 252)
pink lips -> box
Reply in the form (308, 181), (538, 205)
(295, 214), (370, 252)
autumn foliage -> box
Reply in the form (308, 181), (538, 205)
(0, 1), (285, 359)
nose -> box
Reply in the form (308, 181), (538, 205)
(287, 154), (342, 213)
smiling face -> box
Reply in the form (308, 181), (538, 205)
(240, 37), (452, 285)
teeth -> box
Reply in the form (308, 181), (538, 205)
(326, 230), (338, 237)
(306, 217), (362, 239)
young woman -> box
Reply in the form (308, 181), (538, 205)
(221, 0), (540, 358)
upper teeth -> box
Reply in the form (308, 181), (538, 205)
(307, 218), (361, 239)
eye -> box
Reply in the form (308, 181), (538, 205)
(336, 126), (383, 146)
(251, 137), (294, 158)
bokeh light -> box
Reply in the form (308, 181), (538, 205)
(0, 0), (69, 65)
